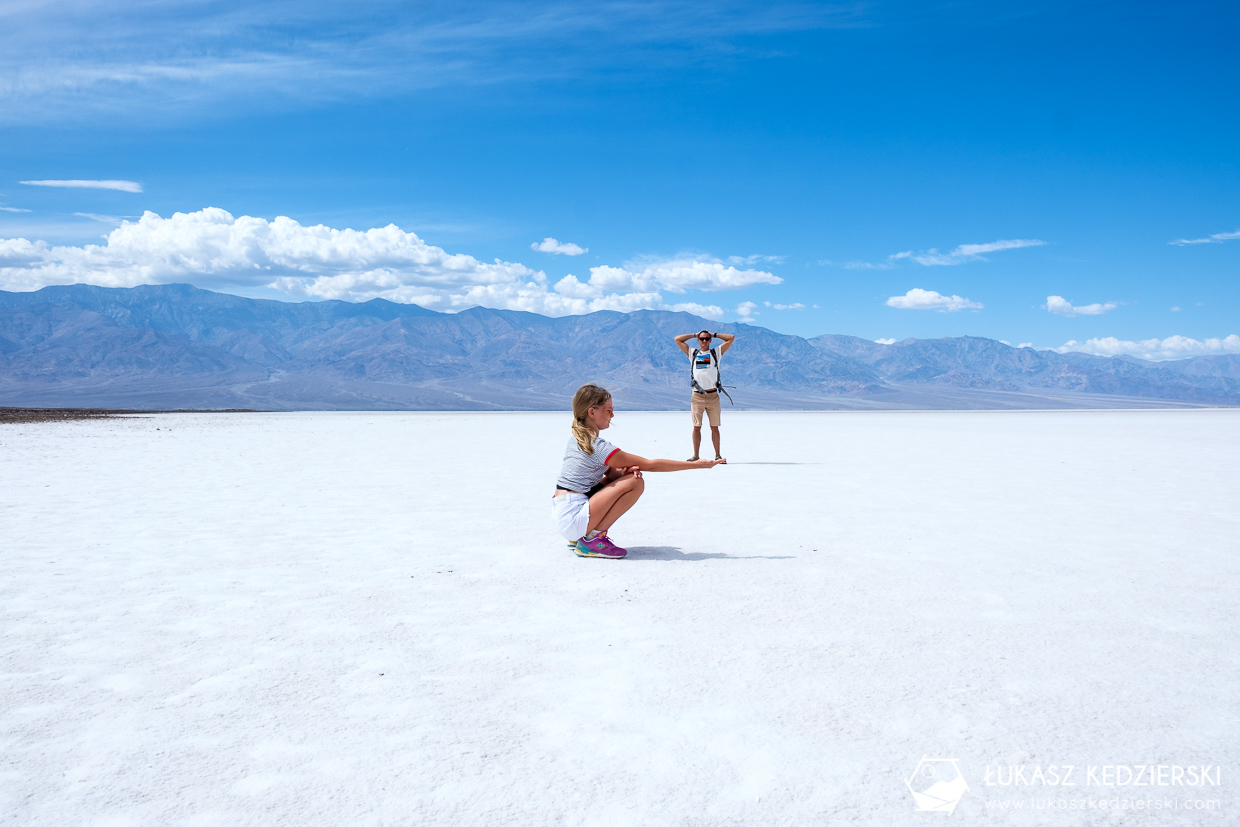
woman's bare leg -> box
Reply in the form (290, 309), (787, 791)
(587, 475), (645, 533)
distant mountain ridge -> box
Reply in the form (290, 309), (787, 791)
(1, 284), (1236, 410)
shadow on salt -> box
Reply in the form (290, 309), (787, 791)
(725, 461), (823, 465)
(625, 546), (795, 561)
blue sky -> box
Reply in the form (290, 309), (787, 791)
(1, 0), (1237, 358)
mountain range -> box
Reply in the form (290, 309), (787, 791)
(1, 284), (1237, 410)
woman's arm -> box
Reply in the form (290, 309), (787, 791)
(608, 450), (724, 472)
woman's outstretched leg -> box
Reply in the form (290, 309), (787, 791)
(587, 474), (645, 533)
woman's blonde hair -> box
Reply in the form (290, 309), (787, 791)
(571, 383), (612, 454)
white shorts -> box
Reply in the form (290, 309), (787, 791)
(551, 491), (590, 541)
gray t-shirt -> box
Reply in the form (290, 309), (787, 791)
(557, 434), (620, 493)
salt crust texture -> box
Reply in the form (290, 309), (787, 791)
(1, 410), (1237, 825)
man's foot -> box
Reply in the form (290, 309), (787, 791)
(574, 534), (627, 559)
(715, 455), (726, 464)
(687, 455), (699, 461)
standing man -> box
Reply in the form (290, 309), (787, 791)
(674, 329), (735, 462)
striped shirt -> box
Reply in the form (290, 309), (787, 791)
(556, 435), (620, 493)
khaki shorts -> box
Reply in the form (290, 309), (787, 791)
(691, 391), (721, 427)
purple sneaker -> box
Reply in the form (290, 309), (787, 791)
(574, 533), (627, 559)
(568, 529), (606, 554)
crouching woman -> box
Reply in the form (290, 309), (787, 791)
(553, 383), (724, 559)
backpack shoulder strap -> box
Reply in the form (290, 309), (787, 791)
(690, 347), (706, 393)
(710, 346), (736, 404)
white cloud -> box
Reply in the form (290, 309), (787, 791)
(830, 252), (908, 270)
(74, 212), (126, 225)
(768, 302), (804, 310)
(736, 301), (758, 320)
(1171, 306), (1182, 312)
(20, 179), (143, 193)
(1, 206), (32, 213)
(727, 254), (785, 265)
(841, 260), (894, 270)
(952, 239), (1045, 257)
(1169, 229), (1240, 246)
(912, 238), (1045, 266)
(0, 3), (868, 124)
(875, 338), (896, 345)
(669, 302), (724, 319)
(830, 239), (1044, 270)
(549, 274), (596, 300)
(1055, 334), (1240, 362)
(531, 237), (587, 256)
(0, 207), (770, 318)
(584, 255), (781, 294)
(885, 288), (983, 312)
(1045, 295), (1118, 317)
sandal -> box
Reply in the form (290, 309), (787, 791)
(687, 455), (700, 461)
(715, 456), (727, 463)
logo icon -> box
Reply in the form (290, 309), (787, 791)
(906, 756), (969, 814)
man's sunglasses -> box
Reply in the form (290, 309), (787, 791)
(697, 335), (711, 341)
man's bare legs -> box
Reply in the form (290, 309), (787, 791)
(587, 474), (645, 533)
(691, 425), (721, 458)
